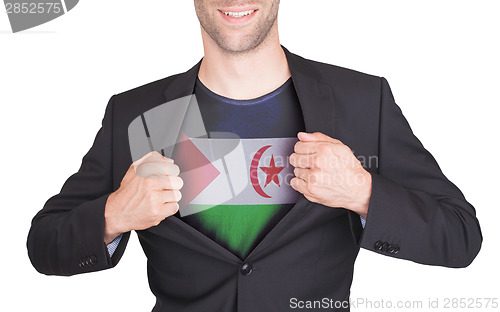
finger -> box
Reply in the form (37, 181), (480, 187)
(126, 152), (158, 181)
(295, 167), (324, 186)
(141, 153), (175, 166)
(134, 151), (174, 167)
(160, 176), (184, 191)
(158, 190), (182, 203)
(290, 177), (320, 203)
(289, 153), (315, 168)
(133, 151), (161, 166)
(298, 132), (342, 144)
(290, 177), (316, 197)
(293, 167), (311, 181)
(290, 176), (306, 193)
(165, 163), (180, 176)
(164, 158), (174, 164)
(136, 162), (180, 178)
(161, 202), (180, 217)
(294, 141), (329, 154)
(143, 156), (174, 165)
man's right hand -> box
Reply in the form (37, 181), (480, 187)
(103, 151), (183, 244)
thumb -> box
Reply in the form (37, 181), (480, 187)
(133, 151), (160, 167)
(134, 151), (173, 167)
(130, 151), (173, 176)
(297, 132), (341, 144)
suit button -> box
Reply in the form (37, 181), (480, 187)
(79, 259), (87, 267)
(387, 244), (395, 254)
(374, 241), (383, 250)
(381, 242), (389, 252)
(393, 245), (400, 254)
(240, 263), (253, 276)
(89, 256), (97, 265)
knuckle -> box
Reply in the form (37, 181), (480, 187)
(167, 163), (180, 176)
(141, 176), (157, 188)
(312, 156), (322, 168)
(164, 157), (174, 163)
(173, 164), (180, 175)
(136, 164), (151, 178)
(174, 176), (184, 189)
(138, 162), (152, 171)
(173, 190), (182, 202)
(149, 203), (161, 216)
(344, 145), (354, 156)
(306, 182), (317, 197)
(162, 190), (173, 203)
(128, 162), (137, 173)
(147, 178), (161, 190)
(295, 156), (305, 167)
(163, 176), (174, 190)
(153, 214), (164, 226)
(317, 144), (327, 153)
(151, 219), (160, 227)
(309, 171), (318, 184)
(319, 143), (332, 155)
(163, 190), (174, 202)
(293, 143), (302, 153)
(150, 194), (161, 207)
(305, 194), (318, 203)
(166, 202), (179, 215)
(147, 192), (157, 204)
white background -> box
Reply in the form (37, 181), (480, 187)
(1, 0), (499, 311)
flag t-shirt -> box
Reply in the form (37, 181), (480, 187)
(180, 76), (305, 260)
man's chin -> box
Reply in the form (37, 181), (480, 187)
(215, 35), (267, 55)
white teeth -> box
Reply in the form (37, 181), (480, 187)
(222, 10), (255, 18)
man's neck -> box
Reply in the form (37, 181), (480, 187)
(197, 30), (291, 100)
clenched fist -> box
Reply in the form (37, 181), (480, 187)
(104, 151), (183, 244)
(289, 132), (372, 219)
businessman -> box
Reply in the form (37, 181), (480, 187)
(27, 1), (482, 311)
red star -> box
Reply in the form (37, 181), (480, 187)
(260, 154), (285, 188)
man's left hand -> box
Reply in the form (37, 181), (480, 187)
(289, 132), (372, 219)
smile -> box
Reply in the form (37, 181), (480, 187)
(220, 10), (256, 18)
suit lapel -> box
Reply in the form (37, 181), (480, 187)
(163, 60), (201, 102)
(243, 47), (338, 258)
(283, 46), (337, 136)
(158, 46), (337, 261)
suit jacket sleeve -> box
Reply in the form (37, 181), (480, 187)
(27, 95), (130, 276)
(351, 77), (482, 268)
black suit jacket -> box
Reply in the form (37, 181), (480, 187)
(27, 46), (482, 311)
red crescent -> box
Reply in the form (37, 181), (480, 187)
(250, 145), (272, 198)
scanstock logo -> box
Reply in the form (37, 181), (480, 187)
(4, 0), (79, 33)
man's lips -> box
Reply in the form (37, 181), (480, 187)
(218, 8), (258, 24)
